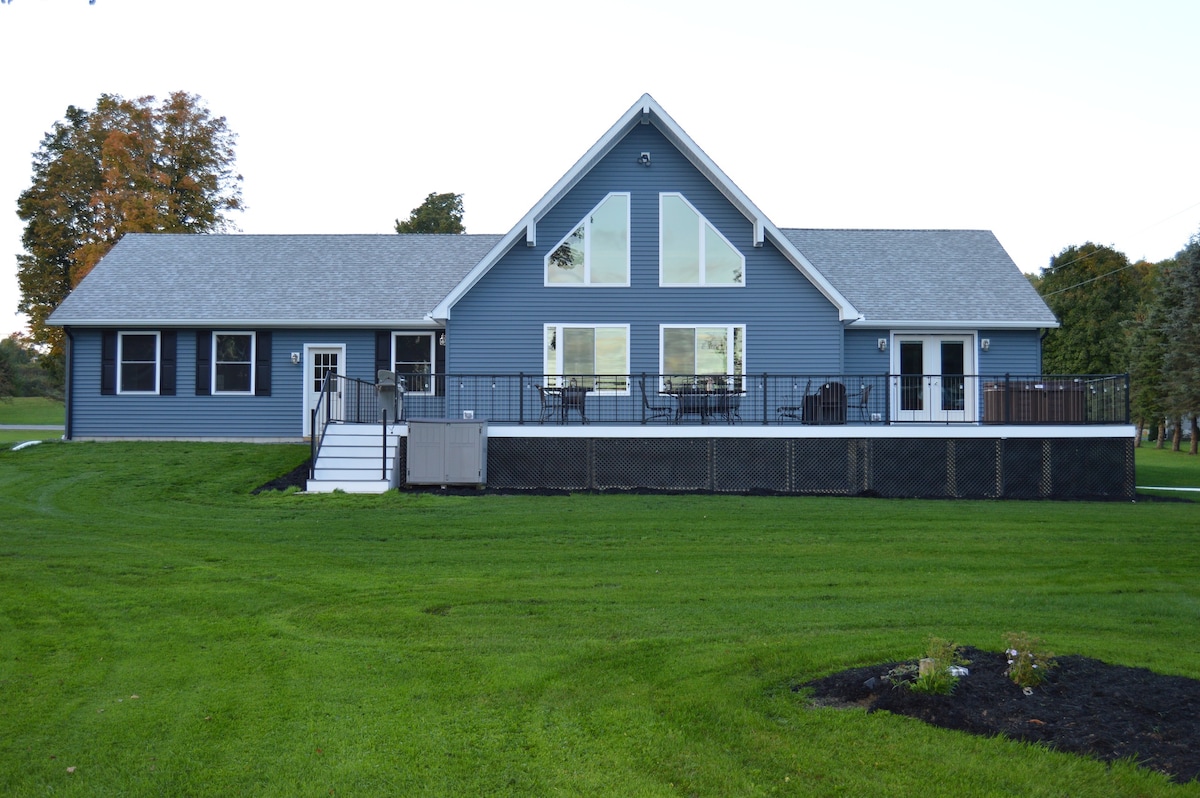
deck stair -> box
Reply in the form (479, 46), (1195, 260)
(306, 422), (403, 494)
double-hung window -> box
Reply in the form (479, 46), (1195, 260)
(660, 193), (744, 286)
(394, 333), (435, 394)
(545, 193), (630, 285)
(660, 325), (745, 389)
(117, 331), (159, 394)
(543, 324), (630, 392)
(214, 332), (255, 394)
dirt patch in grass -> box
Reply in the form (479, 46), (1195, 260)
(801, 647), (1200, 783)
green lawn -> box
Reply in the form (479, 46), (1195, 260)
(1, 441), (1198, 796)
(1137, 444), (1200, 498)
(0, 396), (64, 426)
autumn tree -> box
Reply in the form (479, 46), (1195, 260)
(394, 192), (465, 234)
(16, 92), (243, 365)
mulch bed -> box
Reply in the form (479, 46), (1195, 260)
(801, 647), (1200, 782)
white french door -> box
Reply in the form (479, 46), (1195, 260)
(304, 344), (345, 436)
(891, 335), (975, 422)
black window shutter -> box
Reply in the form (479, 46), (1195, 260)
(160, 331), (177, 396)
(255, 331), (272, 396)
(375, 330), (391, 377)
(195, 330), (212, 395)
(100, 330), (117, 395)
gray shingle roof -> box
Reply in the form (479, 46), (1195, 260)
(781, 228), (1058, 327)
(50, 228), (1057, 330)
(49, 233), (504, 327)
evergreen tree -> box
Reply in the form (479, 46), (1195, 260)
(1155, 234), (1200, 453)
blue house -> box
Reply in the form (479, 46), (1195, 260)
(48, 95), (1133, 498)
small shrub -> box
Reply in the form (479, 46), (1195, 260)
(1004, 631), (1056, 688)
(910, 636), (969, 695)
(881, 662), (918, 688)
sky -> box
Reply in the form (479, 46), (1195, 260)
(2, 0), (1199, 337)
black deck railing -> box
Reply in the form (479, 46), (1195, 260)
(309, 372), (1129, 431)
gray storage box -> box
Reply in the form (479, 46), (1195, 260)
(405, 419), (487, 486)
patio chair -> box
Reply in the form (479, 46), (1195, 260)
(640, 377), (674, 423)
(561, 378), (589, 423)
(849, 383), (872, 422)
(810, 381), (847, 424)
(776, 380), (812, 421)
(536, 385), (561, 423)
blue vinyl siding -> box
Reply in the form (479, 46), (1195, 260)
(449, 124), (843, 378)
(844, 330), (891, 379)
(67, 328), (379, 438)
(977, 329), (1042, 377)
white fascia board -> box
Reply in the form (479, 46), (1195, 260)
(761, 228), (860, 322)
(50, 319), (443, 329)
(431, 97), (654, 320)
(432, 94), (858, 321)
(847, 319), (1061, 330)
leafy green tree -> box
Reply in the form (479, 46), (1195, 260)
(0, 350), (12, 400)
(394, 192), (465, 234)
(0, 333), (59, 399)
(16, 92), (243, 364)
(1036, 243), (1146, 375)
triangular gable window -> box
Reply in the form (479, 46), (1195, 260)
(660, 193), (744, 286)
(545, 193), (630, 286)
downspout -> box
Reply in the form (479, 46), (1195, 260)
(1038, 328), (1050, 371)
(63, 327), (74, 440)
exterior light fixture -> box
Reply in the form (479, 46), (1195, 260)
(877, 338), (887, 352)
(290, 352), (301, 364)
(638, 152), (651, 167)
(981, 338), (990, 352)
(438, 332), (446, 346)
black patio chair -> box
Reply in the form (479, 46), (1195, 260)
(536, 385), (561, 423)
(776, 380), (812, 421)
(849, 383), (872, 422)
(808, 381), (847, 424)
(640, 377), (674, 423)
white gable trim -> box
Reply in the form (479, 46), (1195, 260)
(430, 94), (859, 322)
(847, 318), (1061, 330)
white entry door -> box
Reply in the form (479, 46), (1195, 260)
(891, 335), (975, 422)
(304, 344), (346, 436)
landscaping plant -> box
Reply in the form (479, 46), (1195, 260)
(1004, 631), (1057, 689)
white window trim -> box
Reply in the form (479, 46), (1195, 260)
(116, 330), (160, 395)
(658, 324), (747, 389)
(543, 323), (631, 395)
(212, 331), (256, 395)
(658, 192), (746, 287)
(544, 192), (631, 287)
(392, 331), (437, 396)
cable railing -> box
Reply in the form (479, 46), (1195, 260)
(307, 372), (1129, 430)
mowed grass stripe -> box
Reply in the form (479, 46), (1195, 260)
(0, 441), (1197, 796)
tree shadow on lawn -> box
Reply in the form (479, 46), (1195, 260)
(801, 647), (1200, 783)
